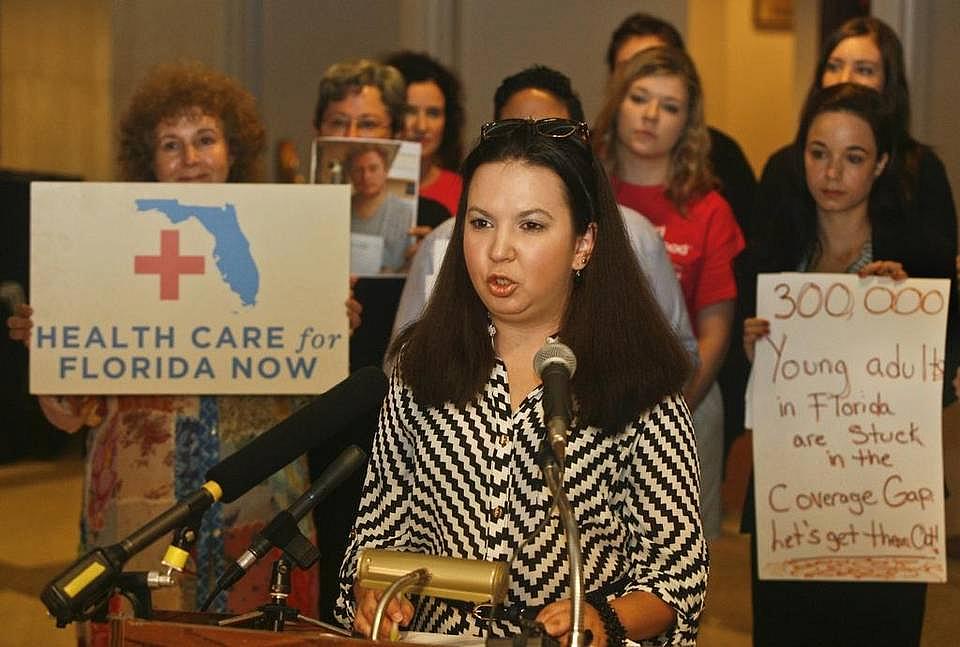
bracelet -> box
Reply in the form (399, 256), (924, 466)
(585, 592), (626, 647)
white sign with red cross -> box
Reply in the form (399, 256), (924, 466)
(30, 182), (350, 394)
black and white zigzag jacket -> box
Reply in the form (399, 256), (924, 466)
(336, 360), (708, 646)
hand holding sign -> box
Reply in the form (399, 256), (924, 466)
(7, 303), (32, 346)
(751, 273), (949, 583)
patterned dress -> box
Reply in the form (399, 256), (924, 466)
(336, 361), (708, 645)
(70, 395), (319, 619)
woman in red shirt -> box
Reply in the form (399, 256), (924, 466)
(384, 51), (464, 219)
(594, 46), (744, 540)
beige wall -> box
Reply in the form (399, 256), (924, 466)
(111, 0), (238, 128)
(917, 1), (960, 204)
(688, 0), (796, 176)
(258, 0), (405, 183)
(0, 0), (112, 179)
(3, 0), (958, 192)
(455, 0), (685, 141)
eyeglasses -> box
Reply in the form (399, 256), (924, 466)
(320, 115), (390, 137)
(480, 118), (590, 145)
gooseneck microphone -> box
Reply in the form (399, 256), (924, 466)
(40, 367), (388, 627)
(533, 343), (587, 647)
(204, 444), (368, 609)
(533, 341), (577, 466)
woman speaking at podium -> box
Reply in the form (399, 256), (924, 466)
(336, 119), (708, 646)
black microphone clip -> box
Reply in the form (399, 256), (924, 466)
(40, 545), (125, 627)
(203, 445), (368, 610)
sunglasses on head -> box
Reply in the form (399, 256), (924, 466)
(480, 118), (590, 145)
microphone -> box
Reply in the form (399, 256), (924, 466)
(206, 366), (386, 502)
(40, 366), (388, 626)
(206, 444), (368, 606)
(533, 341), (577, 466)
(40, 483), (221, 627)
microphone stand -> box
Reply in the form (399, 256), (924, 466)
(41, 485), (221, 626)
(106, 511), (203, 620)
(204, 445), (367, 610)
(217, 557), (348, 634)
(537, 442), (588, 647)
(213, 446), (368, 635)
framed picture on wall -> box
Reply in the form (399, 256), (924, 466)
(754, 0), (793, 30)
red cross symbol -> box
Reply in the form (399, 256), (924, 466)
(134, 230), (205, 300)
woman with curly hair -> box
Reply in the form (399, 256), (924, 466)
(118, 61), (265, 182)
(593, 46), (744, 541)
(8, 61), (318, 637)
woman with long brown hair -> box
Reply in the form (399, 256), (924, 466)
(594, 46), (744, 542)
(337, 118), (708, 645)
(742, 82), (943, 647)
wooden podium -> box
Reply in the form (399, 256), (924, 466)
(114, 610), (389, 646)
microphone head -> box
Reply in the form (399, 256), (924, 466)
(533, 340), (577, 378)
(207, 366), (387, 503)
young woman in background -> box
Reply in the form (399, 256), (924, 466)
(594, 46), (745, 541)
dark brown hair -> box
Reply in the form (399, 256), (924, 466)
(384, 51), (464, 171)
(493, 65), (586, 122)
(605, 12), (685, 71)
(390, 122), (690, 433)
(118, 61), (265, 182)
(753, 83), (895, 275)
(808, 16), (920, 202)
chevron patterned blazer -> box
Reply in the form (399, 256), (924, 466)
(337, 360), (708, 645)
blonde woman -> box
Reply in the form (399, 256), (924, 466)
(594, 47), (744, 540)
